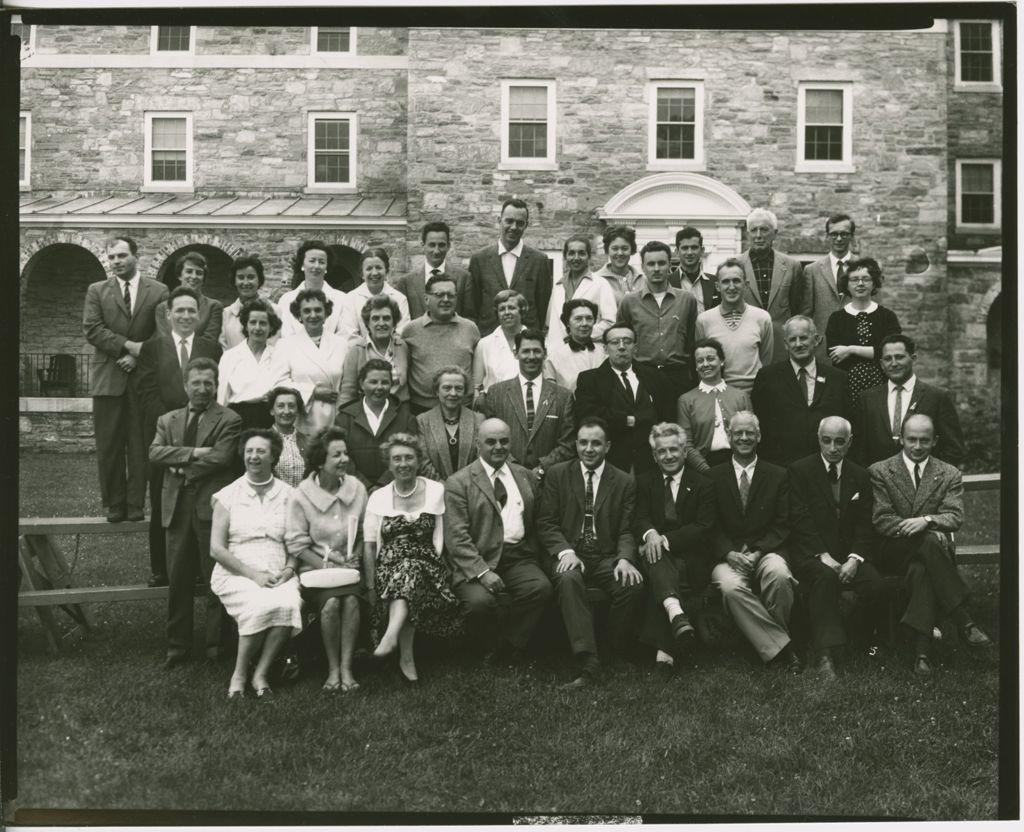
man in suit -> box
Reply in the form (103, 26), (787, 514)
(853, 333), (966, 468)
(476, 328), (575, 479)
(467, 198), (552, 334)
(751, 315), (849, 466)
(574, 323), (676, 475)
(83, 235), (169, 523)
(803, 213), (855, 364)
(137, 286), (223, 587)
(443, 418), (553, 663)
(738, 208), (809, 364)
(870, 414), (992, 675)
(149, 358), (241, 667)
(709, 411), (801, 671)
(393, 220), (473, 320)
(634, 422), (716, 679)
(154, 251), (224, 343)
(537, 417), (645, 688)
(674, 226), (720, 315)
(788, 416), (887, 679)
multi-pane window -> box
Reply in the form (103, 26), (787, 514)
(500, 81), (556, 167)
(315, 27), (351, 52)
(19, 113), (30, 187)
(796, 83), (853, 171)
(958, 22), (995, 83)
(144, 113), (192, 189)
(648, 82), (704, 168)
(956, 160), (1000, 229)
(155, 25), (191, 51)
(307, 113), (357, 189)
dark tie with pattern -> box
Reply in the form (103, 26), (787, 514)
(620, 370), (635, 407)
(738, 469), (750, 512)
(123, 280), (131, 314)
(914, 463), (922, 490)
(525, 380), (535, 431)
(828, 462), (840, 506)
(183, 406), (202, 448)
(179, 338), (190, 382)
(493, 472), (508, 508)
(581, 469), (597, 553)
(891, 385), (903, 442)
(664, 475), (678, 523)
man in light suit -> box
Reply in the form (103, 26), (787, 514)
(869, 414), (992, 676)
(154, 251), (224, 344)
(467, 198), (552, 334)
(853, 333), (965, 468)
(393, 220), (473, 320)
(674, 226), (720, 315)
(149, 357), (241, 667)
(83, 235), (169, 523)
(443, 418), (553, 663)
(476, 328), (575, 479)
(137, 286), (223, 587)
(738, 208), (809, 364)
(537, 418), (644, 688)
(751, 316), (849, 466)
(803, 213), (855, 364)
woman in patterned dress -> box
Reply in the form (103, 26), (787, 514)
(209, 429), (302, 700)
(268, 386), (308, 488)
(365, 433), (461, 684)
(825, 257), (902, 403)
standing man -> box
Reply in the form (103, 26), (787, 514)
(443, 418), (553, 664)
(538, 418), (644, 688)
(476, 328), (575, 479)
(83, 235), (168, 523)
(853, 334), (966, 468)
(149, 358), (241, 667)
(751, 315), (849, 466)
(674, 226), (720, 314)
(137, 286), (223, 587)
(869, 414), (992, 675)
(738, 208), (809, 364)
(467, 198), (552, 334)
(804, 214), (855, 364)
(393, 220), (473, 320)
(618, 240), (698, 398)
(402, 274), (480, 414)
(154, 251), (224, 343)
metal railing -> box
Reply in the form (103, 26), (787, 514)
(19, 352), (90, 397)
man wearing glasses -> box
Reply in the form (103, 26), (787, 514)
(805, 214), (856, 363)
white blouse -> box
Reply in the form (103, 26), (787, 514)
(544, 272), (618, 352)
(363, 477), (445, 554)
(277, 282), (351, 339)
(473, 326), (522, 392)
(217, 341), (285, 405)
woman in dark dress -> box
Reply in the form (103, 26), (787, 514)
(825, 256), (902, 403)
(414, 365), (483, 481)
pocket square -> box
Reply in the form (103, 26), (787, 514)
(816, 376), (825, 383)
(850, 492), (860, 501)
(545, 414), (558, 419)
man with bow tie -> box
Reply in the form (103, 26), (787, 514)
(804, 214), (856, 364)
(869, 414), (992, 676)
(788, 416), (886, 679)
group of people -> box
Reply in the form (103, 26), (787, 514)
(79, 200), (990, 695)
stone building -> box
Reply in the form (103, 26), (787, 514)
(16, 19), (1005, 466)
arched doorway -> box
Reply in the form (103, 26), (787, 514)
(286, 243), (362, 293)
(157, 244), (235, 305)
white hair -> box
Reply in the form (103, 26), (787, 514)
(728, 410), (760, 432)
(783, 314), (817, 336)
(746, 208), (778, 231)
(648, 422), (688, 449)
(817, 416), (852, 437)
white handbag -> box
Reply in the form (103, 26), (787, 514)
(298, 515), (361, 589)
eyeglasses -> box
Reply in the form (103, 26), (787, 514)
(847, 276), (872, 285)
(827, 231), (853, 239)
(606, 338), (635, 346)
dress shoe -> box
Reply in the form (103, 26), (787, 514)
(227, 689), (245, 701)
(813, 654), (838, 681)
(125, 508), (145, 522)
(670, 612), (696, 641)
(562, 655), (600, 690)
(770, 646), (803, 674)
(653, 661), (676, 682)
(254, 686), (274, 699)
(163, 652), (188, 670)
(962, 624), (993, 649)
(914, 655), (934, 676)
(147, 574), (169, 588)
(105, 507), (126, 523)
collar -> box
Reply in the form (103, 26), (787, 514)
(732, 456), (757, 478)
(902, 453), (929, 477)
(424, 313), (459, 326)
(299, 472), (362, 512)
(580, 460), (606, 479)
(791, 358), (817, 378)
(362, 396), (390, 420)
(117, 273), (140, 289)
(173, 331), (196, 349)
(240, 475), (287, 501)
(565, 335), (595, 352)
(558, 271), (593, 288)
(423, 261), (446, 278)
(699, 380), (727, 394)
(663, 467), (684, 486)
(821, 456), (843, 476)
(888, 375), (917, 395)
(499, 240), (524, 258)
(749, 247), (774, 263)
(641, 281), (676, 299)
(829, 252), (850, 270)
(843, 300), (878, 315)
(479, 459), (511, 482)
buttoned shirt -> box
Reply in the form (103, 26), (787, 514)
(888, 375), (918, 435)
(499, 240), (524, 286)
(478, 459), (525, 545)
(173, 332), (196, 368)
(902, 452), (930, 485)
(790, 358), (818, 403)
(618, 285), (696, 367)
(699, 380), (731, 451)
(593, 262), (645, 306)
(423, 261), (447, 281)
(518, 373), (543, 416)
(557, 461), (606, 558)
(118, 274), (140, 317)
(829, 252), (851, 285)
(217, 341), (282, 405)
(643, 467), (684, 542)
(614, 363), (640, 399)
(732, 457), (757, 490)
(362, 397), (391, 436)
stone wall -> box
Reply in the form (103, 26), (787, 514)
(35, 24), (150, 54)
(19, 411), (96, 453)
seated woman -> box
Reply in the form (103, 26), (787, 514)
(217, 298), (284, 430)
(209, 429), (302, 699)
(286, 426), (370, 693)
(268, 385), (309, 488)
(472, 289), (528, 397)
(365, 433), (462, 683)
(415, 365), (483, 480)
(338, 248), (411, 341)
(543, 298), (607, 393)
(274, 287), (349, 409)
(338, 294), (410, 405)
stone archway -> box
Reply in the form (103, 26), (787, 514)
(20, 231), (106, 286)
(157, 244), (237, 305)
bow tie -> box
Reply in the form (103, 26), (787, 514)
(565, 337), (595, 352)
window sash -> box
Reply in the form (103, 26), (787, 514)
(156, 25), (191, 52)
(316, 27), (351, 52)
(313, 118), (352, 183)
(960, 163), (996, 224)
(151, 117), (186, 149)
(507, 86), (549, 158)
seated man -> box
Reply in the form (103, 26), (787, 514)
(788, 416), (887, 679)
(708, 411), (801, 672)
(537, 417), (644, 688)
(869, 414), (992, 676)
(634, 422), (716, 679)
(443, 418), (553, 663)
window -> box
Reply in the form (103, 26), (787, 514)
(648, 82), (705, 169)
(307, 112), (357, 190)
(144, 112), (193, 190)
(500, 80), (556, 169)
(311, 27), (355, 54)
(796, 83), (853, 172)
(19, 112), (30, 189)
(150, 25), (195, 54)
(956, 160), (1001, 230)
(955, 21), (1002, 90)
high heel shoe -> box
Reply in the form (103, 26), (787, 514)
(399, 666), (419, 687)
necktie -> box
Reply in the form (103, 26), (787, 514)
(836, 260), (847, 288)
(525, 380), (535, 431)
(664, 475), (678, 523)
(620, 370), (635, 406)
(891, 385), (904, 440)
(738, 469), (750, 512)
(179, 338), (190, 382)
(798, 367), (813, 405)
(828, 463), (840, 506)
(122, 281), (132, 314)
(183, 407), (202, 448)
(430, 268), (440, 279)
(493, 472), (507, 508)
(914, 463), (922, 490)
(581, 469), (596, 549)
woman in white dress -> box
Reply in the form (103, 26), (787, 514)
(276, 240), (350, 337)
(273, 288), (349, 410)
(209, 429), (302, 700)
(472, 289), (528, 397)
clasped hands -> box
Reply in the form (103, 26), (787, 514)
(248, 566), (293, 588)
(556, 551), (643, 586)
(818, 552), (860, 584)
(726, 548), (761, 576)
(894, 516), (929, 537)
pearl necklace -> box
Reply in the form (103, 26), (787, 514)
(394, 479), (419, 499)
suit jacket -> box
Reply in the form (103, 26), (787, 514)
(536, 460), (637, 564)
(416, 405), (483, 480)
(676, 384), (751, 458)
(148, 402), (241, 526)
(443, 459), (540, 585)
(393, 263), (472, 321)
(751, 360), (849, 466)
(788, 453), (874, 566)
(633, 466), (717, 589)
(738, 249), (809, 363)
(333, 396), (419, 488)
(154, 295), (225, 343)
(476, 377), (575, 471)
(468, 243), (553, 334)
(708, 459), (790, 560)
(803, 256), (844, 362)
(853, 380), (965, 468)
(574, 360), (675, 474)
(83, 276), (168, 396)
(137, 334), (223, 430)
(869, 453), (964, 539)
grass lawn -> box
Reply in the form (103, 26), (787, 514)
(11, 452), (1005, 819)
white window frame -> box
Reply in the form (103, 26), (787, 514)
(306, 111), (358, 193)
(499, 79), (557, 171)
(19, 111), (31, 190)
(955, 159), (1001, 232)
(954, 20), (1002, 92)
(310, 26), (357, 55)
(795, 82), (854, 173)
(149, 25), (196, 55)
(12, 18), (36, 59)
(143, 111), (194, 192)
(647, 81), (705, 171)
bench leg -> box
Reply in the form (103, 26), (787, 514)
(20, 534), (94, 649)
(19, 538), (64, 654)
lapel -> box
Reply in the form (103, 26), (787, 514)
(471, 462), (501, 512)
(298, 332), (332, 376)
(890, 456), (918, 507)
(170, 408), (186, 445)
(767, 254), (787, 309)
(745, 463), (766, 514)
(911, 457), (941, 515)
(782, 364), (806, 405)
(723, 463), (744, 515)
(529, 379), (554, 441)
(457, 409), (477, 470)
(426, 411), (450, 475)
(509, 247), (529, 291)
(506, 381), (528, 433)
(569, 464), (586, 512)
(375, 398), (400, 437)
(195, 404), (219, 447)
(132, 279), (158, 324)
(676, 469), (697, 514)
(592, 466), (613, 515)
(741, 256), (763, 307)
(907, 381), (926, 419)
(108, 277), (130, 320)
(487, 247), (508, 289)
(809, 367), (827, 407)
(511, 464), (534, 522)
(824, 259), (841, 300)
(345, 401), (374, 437)
(603, 362), (630, 408)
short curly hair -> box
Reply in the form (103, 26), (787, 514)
(238, 428), (283, 465)
(240, 298), (282, 338)
(289, 287), (334, 321)
(303, 426), (349, 479)
(379, 431), (425, 466)
(360, 293), (402, 329)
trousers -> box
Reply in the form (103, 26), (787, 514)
(711, 552), (794, 662)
